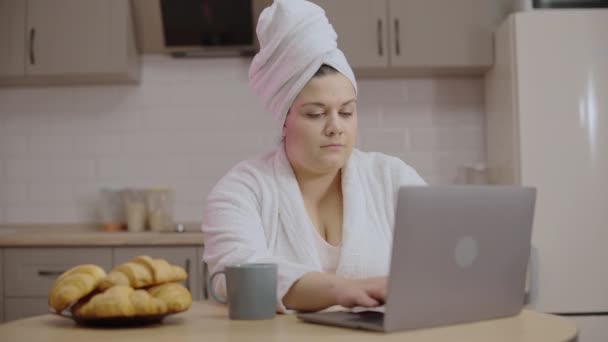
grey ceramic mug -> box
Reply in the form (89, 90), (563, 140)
(208, 263), (278, 320)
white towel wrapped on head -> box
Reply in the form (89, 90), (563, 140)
(248, 0), (357, 130)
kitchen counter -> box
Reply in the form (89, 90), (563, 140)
(0, 224), (204, 247)
(0, 301), (578, 342)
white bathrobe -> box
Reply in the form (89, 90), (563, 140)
(202, 145), (426, 312)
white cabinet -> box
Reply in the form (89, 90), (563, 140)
(312, 0), (389, 68)
(0, 0), (139, 85)
(2, 247), (112, 322)
(113, 246), (204, 301)
(389, 0), (506, 68)
(4, 248), (113, 297)
(0, 0), (26, 77)
(313, 0), (510, 75)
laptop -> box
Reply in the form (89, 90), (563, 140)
(297, 185), (536, 333)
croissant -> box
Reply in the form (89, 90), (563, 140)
(73, 285), (168, 318)
(48, 264), (106, 312)
(147, 282), (192, 313)
(98, 262), (152, 289)
(131, 289), (168, 316)
(98, 255), (187, 290)
(134, 256), (186, 284)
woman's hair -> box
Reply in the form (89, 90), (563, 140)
(313, 64), (339, 77)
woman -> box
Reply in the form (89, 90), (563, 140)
(202, 0), (425, 313)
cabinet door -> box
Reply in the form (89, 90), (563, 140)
(113, 247), (202, 300)
(25, 0), (128, 75)
(313, 0), (390, 68)
(3, 247), (112, 297)
(389, 0), (508, 68)
(0, 0), (26, 76)
(4, 298), (49, 322)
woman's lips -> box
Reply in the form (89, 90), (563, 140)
(321, 144), (344, 150)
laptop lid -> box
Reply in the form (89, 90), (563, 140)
(383, 185), (536, 332)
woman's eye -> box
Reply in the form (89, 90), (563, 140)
(306, 113), (323, 118)
(340, 112), (353, 117)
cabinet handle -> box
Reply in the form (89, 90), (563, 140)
(38, 270), (65, 277)
(29, 28), (36, 65)
(185, 258), (191, 293)
(202, 261), (209, 299)
(394, 19), (401, 56)
(377, 19), (383, 56)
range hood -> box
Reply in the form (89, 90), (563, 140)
(131, 0), (271, 57)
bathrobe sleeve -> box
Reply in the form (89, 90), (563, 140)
(388, 155), (427, 211)
(394, 157), (427, 187)
(201, 161), (315, 313)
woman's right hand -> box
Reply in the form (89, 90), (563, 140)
(283, 273), (387, 311)
(332, 276), (387, 308)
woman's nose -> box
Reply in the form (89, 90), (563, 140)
(324, 112), (343, 136)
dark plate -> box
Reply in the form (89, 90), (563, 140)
(52, 309), (170, 327)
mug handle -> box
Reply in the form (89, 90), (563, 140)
(208, 270), (228, 304)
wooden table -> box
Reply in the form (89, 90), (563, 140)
(0, 300), (577, 342)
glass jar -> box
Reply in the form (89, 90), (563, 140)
(98, 188), (126, 232)
(123, 188), (147, 232)
(464, 162), (488, 184)
(145, 188), (175, 232)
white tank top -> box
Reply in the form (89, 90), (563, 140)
(312, 229), (341, 274)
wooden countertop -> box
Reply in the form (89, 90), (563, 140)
(0, 301), (578, 342)
(0, 224), (203, 247)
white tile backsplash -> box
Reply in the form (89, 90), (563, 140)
(0, 55), (485, 224)
(5, 159), (36, 182)
(382, 103), (433, 128)
(4, 205), (55, 224)
(48, 159), (97, 181)
(0, 182), (28, 205)
(409, 126), (484, 150)
(357, 79), (409, 104)
(29, 135), (75, 158)
(72, 134), (125, 157)
(28, 182), (75, 204)
(360, 128), (408, 154)
(430, 103), (484, 126)
(0, 135), (29, 157)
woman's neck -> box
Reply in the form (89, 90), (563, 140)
(293, 167), (342, 204)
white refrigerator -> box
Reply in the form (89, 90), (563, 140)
(485, 9), (608, 342)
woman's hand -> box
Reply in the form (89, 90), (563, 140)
(332, 276), (387, 308)
(283, 273), (387, 311)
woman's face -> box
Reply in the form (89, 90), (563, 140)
(283, 72), (357, 176)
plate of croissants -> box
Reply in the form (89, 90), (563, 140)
(47, 255), (193, 327)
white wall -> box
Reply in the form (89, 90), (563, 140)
(0, 55), (484, 224)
